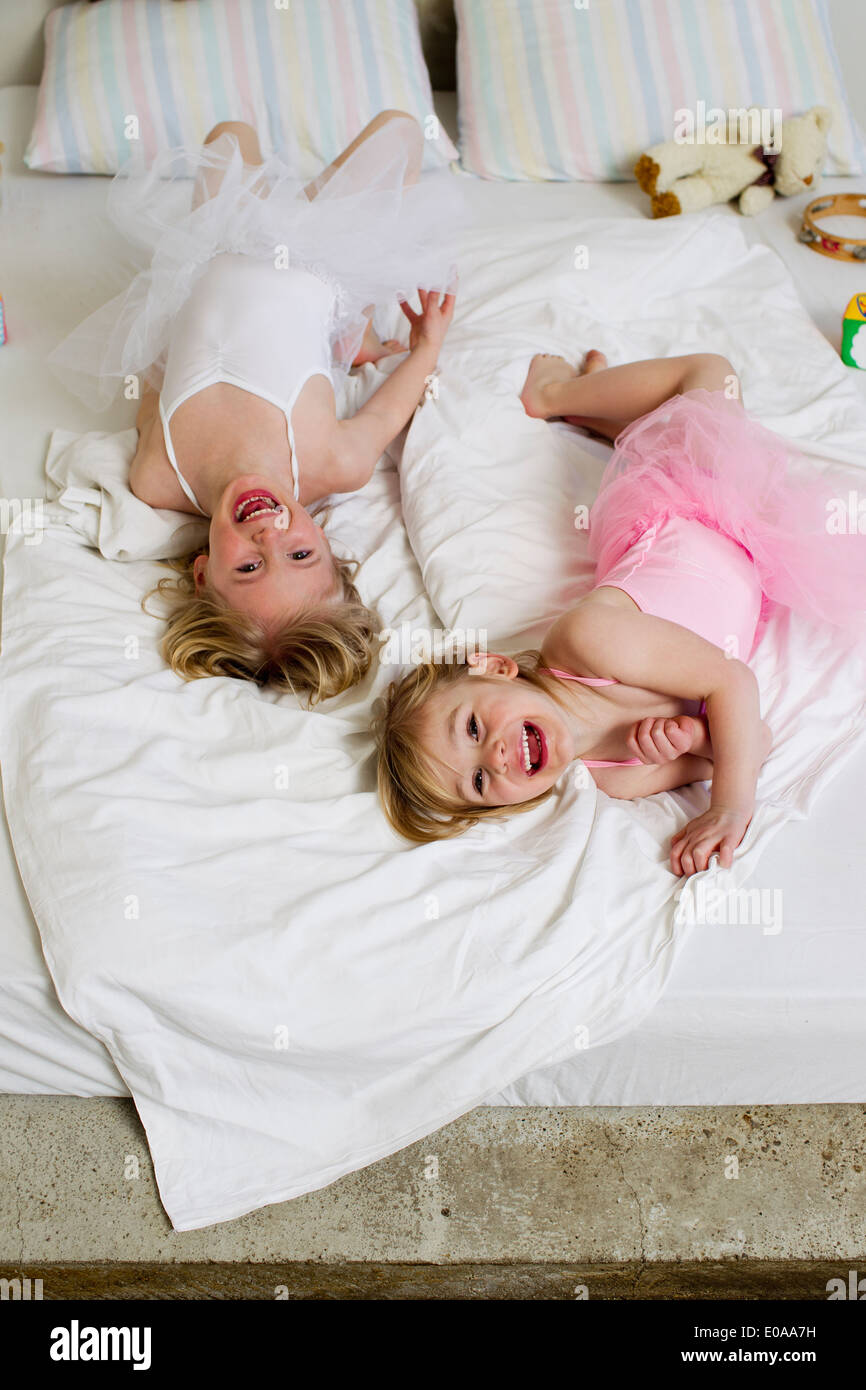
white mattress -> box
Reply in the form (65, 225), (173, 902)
(1, 83), (865, 1107)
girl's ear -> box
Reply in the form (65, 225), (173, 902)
(192, 553), (208, 590)
(467, 651), (519, 679)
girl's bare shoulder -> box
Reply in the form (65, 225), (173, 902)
(128, 412), (190, 512)
(541, 588), (638, 668)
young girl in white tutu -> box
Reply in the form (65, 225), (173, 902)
(49, 111), (461, 701)
(375, 350), (866, 875)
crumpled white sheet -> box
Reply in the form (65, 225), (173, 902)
(400, 211), (866, 649)
(44, 427), (208, 561)
(2, 214), (864, 1230)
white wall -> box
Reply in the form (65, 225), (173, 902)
(827, 0), (866, 132)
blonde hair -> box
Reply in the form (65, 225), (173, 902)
(146, 548), (379, 704)
(373, 652), (567, 842)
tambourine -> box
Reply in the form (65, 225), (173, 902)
(798, 192), (866, 262)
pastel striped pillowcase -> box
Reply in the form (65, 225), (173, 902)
(25, 0), (456, 176)
(455, 0), (866, 181)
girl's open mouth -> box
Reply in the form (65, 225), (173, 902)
(520, 721), (547, 775)
(233, 490), (283, 523)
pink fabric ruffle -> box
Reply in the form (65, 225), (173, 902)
(588, 388), (866, 640)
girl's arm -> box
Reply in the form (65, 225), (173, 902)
(332, 341), (439, 488)
(330, 290), (454, 490)
(626, 713), (771, 768)
(591, 754), (715, 798)
(135, 381), (160, 434)
(544, 600), (766, 875)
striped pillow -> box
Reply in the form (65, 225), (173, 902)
(455, 0), (866, 181)
(25, 0), (456, 175)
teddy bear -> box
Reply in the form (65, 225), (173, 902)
(634, 105), (832, 217)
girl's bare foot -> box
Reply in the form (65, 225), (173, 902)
(520, 353), (579, 419)
(352, 316), (404, 365)
(521, 350), (609, 419)
(353, 335), (404, 365)
(560, 349), (609, 427)
(581, 348), (608, 374)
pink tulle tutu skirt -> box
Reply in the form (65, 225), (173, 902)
(588, 388), (866, 644)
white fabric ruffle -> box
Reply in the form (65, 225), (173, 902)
(49, 118), (468, 410)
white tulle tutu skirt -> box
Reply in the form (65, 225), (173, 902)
(48, 120), (467, 410)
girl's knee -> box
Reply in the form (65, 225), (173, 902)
(376, 111), (424, 174)
(203, 121), (262, 160)
(204, 120), (248, 143)
(374, 108), (418, 128)
(195, 123), (260, 204)
(370, 109), (422, 145)
(701, 352), (736, 380)
(681, 353), (737, 395)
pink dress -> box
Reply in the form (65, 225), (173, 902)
(544, 387), (866, 770)
(587, 387), (866, 654)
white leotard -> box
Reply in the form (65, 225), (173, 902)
(158, 253), (336, 514)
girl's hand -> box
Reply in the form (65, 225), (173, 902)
(629, 714), (707, 765)
(399, 287), (456, 354)
(669, 807), (749, 877)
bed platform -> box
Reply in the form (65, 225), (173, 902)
(2, 4), (865, 1292)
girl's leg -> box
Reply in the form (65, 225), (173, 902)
(309, 111), (424, 364)
(192, 120), (266, 208)
(304, 109), (424, 200)
(194, 111), (423, 207)
(541, 351), (630, 441)
(192, 116), (419, 363)
(521, 351), (738, 438)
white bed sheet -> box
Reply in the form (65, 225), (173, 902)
(0, 83), (864, 1118)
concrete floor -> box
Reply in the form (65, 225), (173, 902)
(1, 1097), (864, 1296)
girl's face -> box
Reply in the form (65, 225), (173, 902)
(194, 475), (338, 625)
(419, 656), (579, 807)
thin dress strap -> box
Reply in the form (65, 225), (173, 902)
(159, 374), (311, 513)
(580, 756), (642, 767)
(281, 367), (330, 504)
(159, 397), (208, 515)
(538, 665), (642, 768)
(542, 667), (618, 685)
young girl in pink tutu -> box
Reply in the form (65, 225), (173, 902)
(49, 112), (460, 701)
(376, 350), (866, 876)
